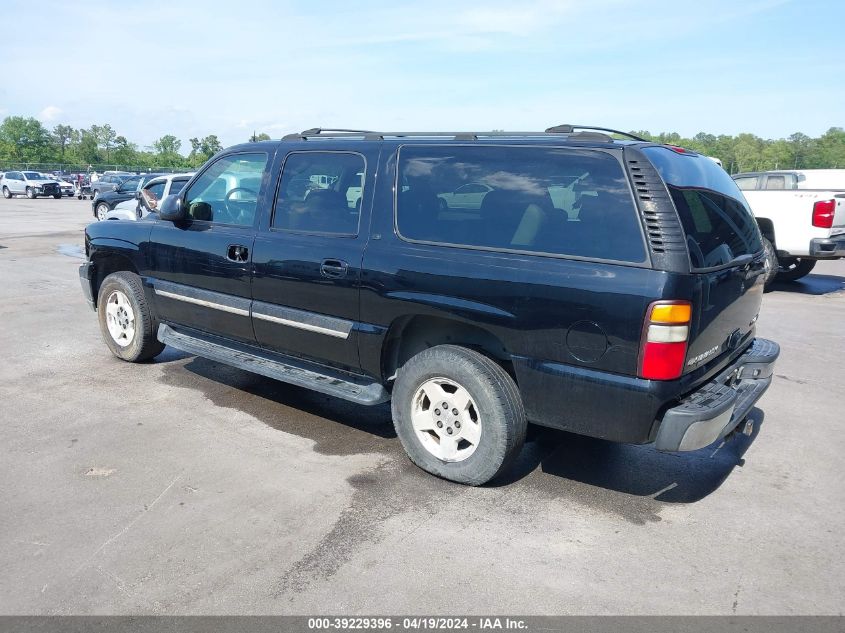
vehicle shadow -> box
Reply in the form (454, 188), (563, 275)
(768, 273), (845, 295)
(164, 353), (761, 500)
(499, 408), (764, 503)
(172, 356), (397, 455)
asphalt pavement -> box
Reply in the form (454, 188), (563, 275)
(0, 197), (842, 614)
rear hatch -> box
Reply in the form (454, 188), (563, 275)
(643, 147), (766, 375)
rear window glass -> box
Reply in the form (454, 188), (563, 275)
(396, 146), (646, 263)
(643, 148), (762, 269)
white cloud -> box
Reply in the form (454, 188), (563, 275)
(38, 105), (62, 122)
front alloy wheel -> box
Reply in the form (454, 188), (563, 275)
(104, 289), (136, 347)
(96, 202), (110, 221)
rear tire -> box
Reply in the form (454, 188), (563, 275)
(775, 257), (816, 283)
(391, 345), (526, 486)
(761, 237), (778, 290)
(2, 186), (10, 199)
(97, 271), (165, 362)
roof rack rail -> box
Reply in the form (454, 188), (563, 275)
(544, 124), (647, 142)
(281, 127), (645, 142)
(282, 128), (380, 140)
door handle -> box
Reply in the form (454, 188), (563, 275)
(227, 244), (249, 262)
(320, 258), (348, 278)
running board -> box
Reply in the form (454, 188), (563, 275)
(157, 323), (390, 406)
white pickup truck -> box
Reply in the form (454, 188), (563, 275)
(733, 169), (845, 284)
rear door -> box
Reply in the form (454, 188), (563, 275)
(250, 148), (375, 372)
(644, 147), (766, 373)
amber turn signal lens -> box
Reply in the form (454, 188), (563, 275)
(650, 303), (691, 324)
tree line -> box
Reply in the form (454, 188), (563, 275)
(1, 114), (843, 174)
(629, 127), (845, 173)
(0, 116), (265, 171)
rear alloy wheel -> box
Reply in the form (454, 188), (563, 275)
(2, 187), (11, 199)
(26, 187), (35, 199)
(775, 257), (816, 283)
(392, 344), (526, 485)
(96, 202), (110, 221)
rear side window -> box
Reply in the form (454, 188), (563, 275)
(396, 146), (646, 263)
(170, 178), (189, 196)
(272, 152), (364, 236)
(643, 148), (762, 269)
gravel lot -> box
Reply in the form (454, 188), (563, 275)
(0, 197), (843, 615)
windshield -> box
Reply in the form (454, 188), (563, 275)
(24, 172), (48, 180)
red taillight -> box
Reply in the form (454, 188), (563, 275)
(812, 199), (835, 229)
(638, 300), (692, 381)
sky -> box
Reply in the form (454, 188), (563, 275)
(0, 0), (842, 151)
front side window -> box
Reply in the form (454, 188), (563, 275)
(272, 152), (364, 235)
(183, 152), (267, 225)
(145, 180), (167, 200)
(733, 176), (758, 190)
(396, 145), (646, 262)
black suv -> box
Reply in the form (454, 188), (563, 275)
(79, 125), (779, 485)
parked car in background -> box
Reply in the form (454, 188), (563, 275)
(79, 126), (779, 486)
(1, 171), (63, 198)
(92, 173), (165, 220)
(105, 173), (194, 220)
(90, 173), (132, 198)
(733, 170), (845, 284)
(45, 174), (75, 197)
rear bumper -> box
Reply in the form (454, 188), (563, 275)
(79, 262), (96, 310)
(654, 338), (779, 451)
(809, 236), (845, 258)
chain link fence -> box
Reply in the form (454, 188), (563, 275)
(0, 161), (185, 174)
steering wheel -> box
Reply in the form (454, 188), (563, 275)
(224, 187), (258, 223)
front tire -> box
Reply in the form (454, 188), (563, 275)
(391, 345), (526, 485)
(97, 271), (165, 362)
(26, 187), (35, 199)
(775, 257), (816, 282)
(53, 193), (62, 199)
(96, 201), (110, 221)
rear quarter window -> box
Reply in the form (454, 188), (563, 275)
(395, 145), (646, 263)
(643, 147), (762, 269)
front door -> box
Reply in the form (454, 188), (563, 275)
(146, 151), (271, 344)
(251, 149), (374, 372)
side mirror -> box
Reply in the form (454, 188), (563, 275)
(158, 194), (186, 221)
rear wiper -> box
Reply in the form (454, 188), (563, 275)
(695, 254), (753, 273)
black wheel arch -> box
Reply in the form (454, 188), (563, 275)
(380, 314), (515, 385)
